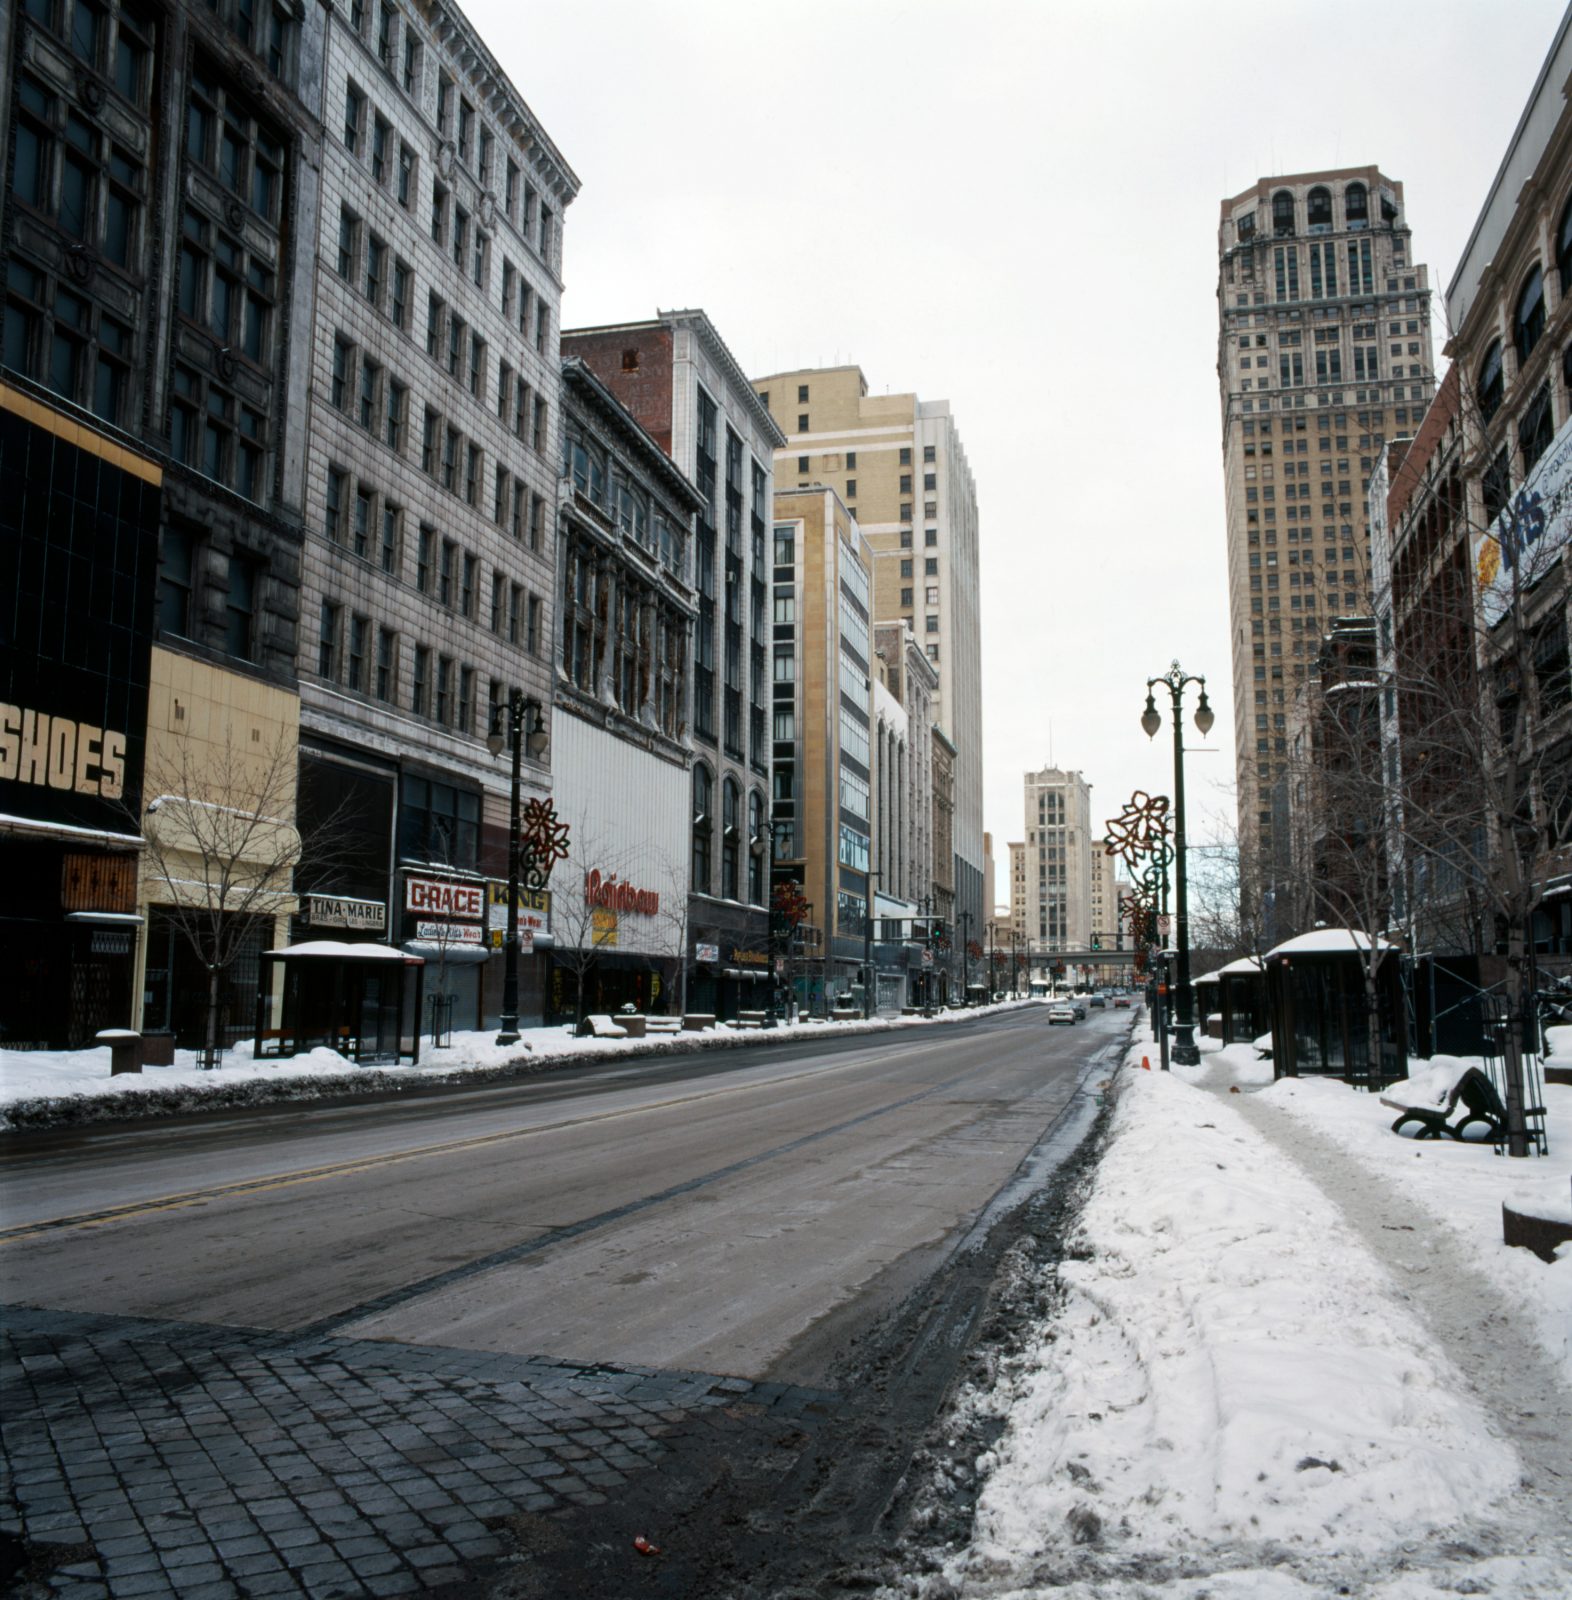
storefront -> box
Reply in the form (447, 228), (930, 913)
(0, 385), (160, 1047)
(547, 709), (689, 1023)
(398, 867), (490, 1035)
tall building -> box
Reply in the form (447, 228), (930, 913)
(1216, 168), (1436, 930)
(1008, 840), (1026, 939)
(549, 358), (703, 1019)
(873, 621), (937, 911)
(2, 0), (329, 1048)
(562, 312), (783, 1015)
(296, 0), (577, 1029)
(769, 486), (875, 1007)
(1090, 842), (1118, 952)
(750, 364), (984, 949)
(1021, 766), (1093, 952)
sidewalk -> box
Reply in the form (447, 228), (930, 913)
(930, 1027), (1572, 1599)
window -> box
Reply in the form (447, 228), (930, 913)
(365, 234), (386, 307)
(224, 554), (257, 660)
(376, 627), (397, 702)
(157, 526), (197, 638)
(410, 644), (429, 716)
(1344, 182), (1368, 228)
(348, 614), (368, 693)
(318, 599), (340, 678)
(397, 142), (414, 208)
(343, 81), (364, 154)
(1478, 340), (1505, 423)
(1515, 266), (1546, 367)
(402, 28), (419, 93)
(692, 765), (712, 895)
(380, 502), (400, 573)
(186, 65), (285, 224)
(1272, 189), (1294, 235)
(416, 523), (435, 592)
(1520, 383), (1553, 474)
(721, 778), (740, 899)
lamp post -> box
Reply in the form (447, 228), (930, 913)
(958, 908), (973, 1003)
(862, 868), (883, 1020)
(1141, 661), (1214, 1067)
(486, 692), (550, 1045)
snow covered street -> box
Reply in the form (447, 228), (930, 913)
(927, 1031), (1572, 1600)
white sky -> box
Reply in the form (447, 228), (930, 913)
(465, 0), (1566, 900)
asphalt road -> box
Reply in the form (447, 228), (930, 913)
(0, 1007), (1128, 1385)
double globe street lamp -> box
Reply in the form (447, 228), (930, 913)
(1141, 661), (1214, 1067)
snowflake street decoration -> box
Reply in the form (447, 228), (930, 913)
(1104, 790), (1171, 870)
(518, 798), (571, 887)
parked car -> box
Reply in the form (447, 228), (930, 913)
(1089, 995), (1106, 1009)
(1047, 1002), (1077, 1025)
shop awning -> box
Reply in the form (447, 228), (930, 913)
(268, 940), (424, 963)
(401, 941), (488, 965)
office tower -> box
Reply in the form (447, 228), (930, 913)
(751, 365), (984, 949)
(1217, 169), (1435, 928)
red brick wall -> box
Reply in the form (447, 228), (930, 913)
(561, 328), (676, 459)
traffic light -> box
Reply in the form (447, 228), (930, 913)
(1091, 937), (1102, 950)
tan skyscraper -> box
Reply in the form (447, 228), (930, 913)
(1216, 169), (1435, 930)
(751, 365), (984, 951)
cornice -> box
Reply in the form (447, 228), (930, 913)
(659, 309), (787, 449)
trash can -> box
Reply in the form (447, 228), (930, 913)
(95, 1029), (143, 1075)
(141, 1030), (176, 1067)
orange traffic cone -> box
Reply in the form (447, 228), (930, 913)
(1141, 1055), (1151, 1071)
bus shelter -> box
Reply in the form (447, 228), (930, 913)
(255, 941), (425, 1065)
(1264, 930), (1404, 1087)
(1217, 954), (1267, 1043)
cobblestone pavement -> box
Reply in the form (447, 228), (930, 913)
(0, 1306), (841, 1599)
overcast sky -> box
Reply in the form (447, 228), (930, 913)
(467, 0), (1565, 900)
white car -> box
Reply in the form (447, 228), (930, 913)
(1047, 1002), (1077, 1025)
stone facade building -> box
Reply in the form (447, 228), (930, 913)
(872, 621), (936, 907)
(561, 312), (782, 1013)
(547, 358), (702, 1019)
(1021, 766), (1093, 954)
(2, 0), (333, 1048)
(293, 0), (577, 1029)
(1217, 167), (1436, 935)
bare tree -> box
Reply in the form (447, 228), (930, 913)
(138, 727), (350, 1068)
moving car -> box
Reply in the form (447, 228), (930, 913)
(1113, 995), (1131, 1008)
(1047, 1002), (1077, 1025)
(1089, 995), (1106, 1009)
(1071, 1000), (1088, 1020)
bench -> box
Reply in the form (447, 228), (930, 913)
(683, 1013), (717, 1032)
(1381, 1059), (1514, 1142)
(577, 1013), (628, 1039)
(645, 1016), (682, 1034)
(734, 1010), (767, 1029)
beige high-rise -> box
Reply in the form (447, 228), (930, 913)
(1216, 169), (1435, 929)
(752, 365), (984, 949)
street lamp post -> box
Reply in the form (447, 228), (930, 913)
(486, 692), (549, 1046)
(1141, 661), (1214, 1067)
(958, 908), (973, 1003)
(862, 868), (883, 1020)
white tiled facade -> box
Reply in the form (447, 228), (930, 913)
(299, 0), (577, 805)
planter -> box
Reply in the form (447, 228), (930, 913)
(1502, 1198), (1572, 1262)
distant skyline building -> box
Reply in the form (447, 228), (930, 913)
(750, 364), (983, 954)
(1216, 167), (1436, 930)
(1021, 766), (1094, 952)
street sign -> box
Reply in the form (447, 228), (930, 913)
(1158, 914), (1172, 937)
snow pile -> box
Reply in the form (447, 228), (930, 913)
(947, 1065), (1530, 1594)
(0, 998), (1047, 1131)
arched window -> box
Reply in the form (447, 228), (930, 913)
(1478, 339), (1504, 424)
(1516, 265), (1546, 366)
(747, 790), (765, 904)
(1272, 190), (1295, 236)
(1306, 186), (1332, 232)
(1558, 194), (1572, 294)
(1520, 382), (1554, 475)
(721, 777), (740, 900)
(1344, 182), (1368, 228)
(691, 764), (712, 896)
